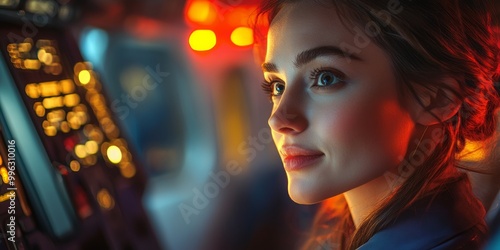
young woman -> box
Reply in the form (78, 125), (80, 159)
(256, 0), (500, 249)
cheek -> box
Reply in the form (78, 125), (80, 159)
(316, 96), (413, 168)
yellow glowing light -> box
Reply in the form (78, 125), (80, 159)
(60, 121), (70, 133)
(75, 144), (88, 159)
(120, 163), (136, 178)
(230, 27), (254, 47)
(37, 49), (46, 60)
(73, 62), (88, 74)
(1, 167), (8, 184)
(39, 81), (60, 97)
(78, 70), (91, 85)
(25, 84), (40, 99)
(60, 79), (75, 94)
(46, 110), (65, 123)
(51, 63), (62, 75)
(85, 140), (98, 155)
(459, 140), (487, 162)
(24, 59), (41, 70)
(107, 145), (122, 164)
(0, 192), (15, 203)
(187, 1), (217, 25)
(42, 96), (63, 109)
(18, 42), (32, 53)
(42, 120), (50, 128)
(0, 155), (2, 165)
(88, 128), (104, 143)
(70, 160), (80, 172)
(97, 189), (115, 210)
(64, 94), (80, 107)
(34, 104), (45, 117)
(75, 111), (88, 125)
(44, 126), (57, 136)
(42, 52), (53, 65)
(82, 155), (97, 166)
(189, 30), (217, 52)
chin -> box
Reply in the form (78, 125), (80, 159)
(287, 181), (331, 205)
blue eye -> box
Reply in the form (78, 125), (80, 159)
(311, 68), (345, 87)
(261, 80), (285, 102)
(316, 71), (342, 87)
(272, 82), (285, 96)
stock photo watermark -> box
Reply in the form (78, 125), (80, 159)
(5, 140), (17, 243)
(340, 0), (404, 63)
(384, 127), (445, 188)
(7, 1), (61, 43)
(178, 128), (273, 224)
(111, 64), (170, 120)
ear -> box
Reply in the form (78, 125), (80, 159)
(410, 77), (462, 126)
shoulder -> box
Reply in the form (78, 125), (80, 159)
(359, 174), (487, 250)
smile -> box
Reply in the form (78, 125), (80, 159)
(280, 146), (324, 171)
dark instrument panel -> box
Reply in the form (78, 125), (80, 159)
(0, 4), (161, 250)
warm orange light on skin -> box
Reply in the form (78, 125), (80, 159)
(459, 140), (487, 162)
(189, 30), (217, 51)
(231, 27), (254, 47)
(187, 1), (217, 25)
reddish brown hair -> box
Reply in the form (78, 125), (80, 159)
(255, 0), (500, 249)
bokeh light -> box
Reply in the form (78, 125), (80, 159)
(189, 29), (217, 51)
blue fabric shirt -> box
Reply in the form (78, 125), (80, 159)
(358, 174), (487, 250)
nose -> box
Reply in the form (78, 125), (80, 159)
(268, 94), (307, 135)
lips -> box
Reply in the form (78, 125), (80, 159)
(280, 145), (324, 171)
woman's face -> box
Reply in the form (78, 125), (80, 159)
(263, 1), (416, 204)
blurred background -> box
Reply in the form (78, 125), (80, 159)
(0, 0), (498, 249)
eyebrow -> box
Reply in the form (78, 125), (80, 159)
(261, 46), (362, 73)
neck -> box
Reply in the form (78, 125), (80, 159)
(343, 174), (393, 228)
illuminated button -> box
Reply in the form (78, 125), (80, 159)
(68, 116), (81, 130)
(42, 120), (50, 128)
(84, 125), (104, 143)
(43, 96), (63, 109)
(119, 163), (136, 178)
(60, 121), (70, 133)
(25, 83), (40, 99)
(231, 27), (254, 47)
(78, 70), (91, 85)
(85, 140), (98, 155)
(34, 103), (45, 117)
(70, 160), (80, 172)
(189, 30), (217, 51)
(74, 62), (88, 74)
(82, 155), (97, 166)
(51, 63), (62, 75)
(46, 109), (65, 123)
(37, 48), (46, 60)
(97, 189), (115, 210)
(64, 94), (80, 107)
(75, 111), (88, 125)
(39, 81), (60, 97)
(41, 51), (53, 65)
(75, 144), (87, 159)
(106, 145), (122, 164)
(60, 79), (75, 94)
(24, 59), (41, 70)
(44, 126), (57, 136)
(0, 167), (8, 184)
(18, 42), (32, 53)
